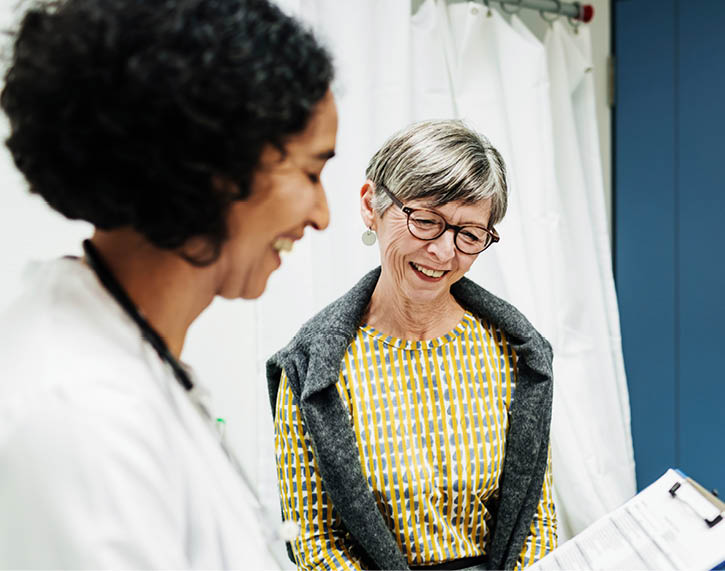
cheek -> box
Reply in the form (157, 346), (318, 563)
(456, 253), (478, 275)
(246, 170), (306, 231)
(379, 229), (422, 282)
(380, 225), (414, 261)
(381, 242), (406, 283)
(226, 213), (261, 261)
(221, 206), (273, 274)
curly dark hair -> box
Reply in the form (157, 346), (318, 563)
(1, 0), (333, 263)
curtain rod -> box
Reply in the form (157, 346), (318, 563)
(484, 0), (594, 22)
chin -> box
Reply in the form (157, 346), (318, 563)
(228, 254), (279, 300)
(217, 274), (269, 300)
(240, 279), (269, 300)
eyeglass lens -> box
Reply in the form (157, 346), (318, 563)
(407, 210), (492, 254)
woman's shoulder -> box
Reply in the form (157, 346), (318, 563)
(452, 276), (523, 322)
(267, 268), (381, 402)
(452, 276), (553, 372)
(0, 258), (171, 413)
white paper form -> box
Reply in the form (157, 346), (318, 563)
(530, 469), (725, 570)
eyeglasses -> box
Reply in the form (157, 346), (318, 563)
(378, 184), (499, 255)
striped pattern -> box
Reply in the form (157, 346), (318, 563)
(275, 312), (556, 570)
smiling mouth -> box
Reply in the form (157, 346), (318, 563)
(410, 261), (448, 279)
(272, 237), (294, 253)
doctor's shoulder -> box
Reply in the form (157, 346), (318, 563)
(0, 257), (155, 398)
(0, 323), (193, 568)
(0, 257), (185, 513)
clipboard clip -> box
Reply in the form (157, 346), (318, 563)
(669, 480), (724, 528)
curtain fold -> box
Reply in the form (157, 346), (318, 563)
(543, 20), (636, 538)
(248, 0), (635, 558)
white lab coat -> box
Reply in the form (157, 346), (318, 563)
(0, 258), (279, 570)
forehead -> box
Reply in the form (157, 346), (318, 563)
(284, 91), (338, 160)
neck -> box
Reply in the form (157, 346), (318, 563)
(364, 268), (464, 341)
(88, 229), (218, 358)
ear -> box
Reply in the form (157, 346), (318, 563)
(211, 175), (241, 197)
(360, 180), (377, 229)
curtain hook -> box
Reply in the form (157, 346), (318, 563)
(540, 0), (562, 25)
(482, 0), (493, 17)
(499, 0), (522, 16)
(567, 14), (581, 34)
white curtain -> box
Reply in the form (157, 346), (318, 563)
(249, 0), (636, 552)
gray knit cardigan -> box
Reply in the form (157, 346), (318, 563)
(267, 268), (553, 571)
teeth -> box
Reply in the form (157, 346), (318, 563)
(412, 262), (445, 278)
(273, 238), (294, 253)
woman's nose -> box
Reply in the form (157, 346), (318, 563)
(427, 228), (457, 260)
(308, 182), (330, 231)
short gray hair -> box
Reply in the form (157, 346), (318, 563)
(365, 120), (508, 226)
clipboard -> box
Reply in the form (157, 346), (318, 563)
(669, 471), (725, 529)
(529, 469), (725, 571)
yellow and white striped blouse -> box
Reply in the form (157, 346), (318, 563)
(275, 311), (557, 570)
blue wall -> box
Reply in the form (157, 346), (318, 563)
(615, 0), (725, 491)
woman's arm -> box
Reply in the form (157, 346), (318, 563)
(274, 370), (364, 571)
(515, 445), (558, 569)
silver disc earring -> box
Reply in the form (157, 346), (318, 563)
(361, 228), (377, 246)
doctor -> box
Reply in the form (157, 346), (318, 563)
(0, 0), (337, 568)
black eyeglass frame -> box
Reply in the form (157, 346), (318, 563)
(378, 184), (500, 255)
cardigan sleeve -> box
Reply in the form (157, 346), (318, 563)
(514, 445), (558, 569)
(274, 370), (364, 571)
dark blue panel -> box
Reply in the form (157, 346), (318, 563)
(615, 0), (677, 490)
(678, 0), (725, 492)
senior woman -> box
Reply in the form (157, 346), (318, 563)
(268, 120), (556, 570)
(0, 0), (336, 567)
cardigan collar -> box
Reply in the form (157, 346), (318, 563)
(277, 267), (552, 399)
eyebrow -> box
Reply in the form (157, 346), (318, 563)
(419, 203), (489, 227)
(313, 149), (336, 161)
